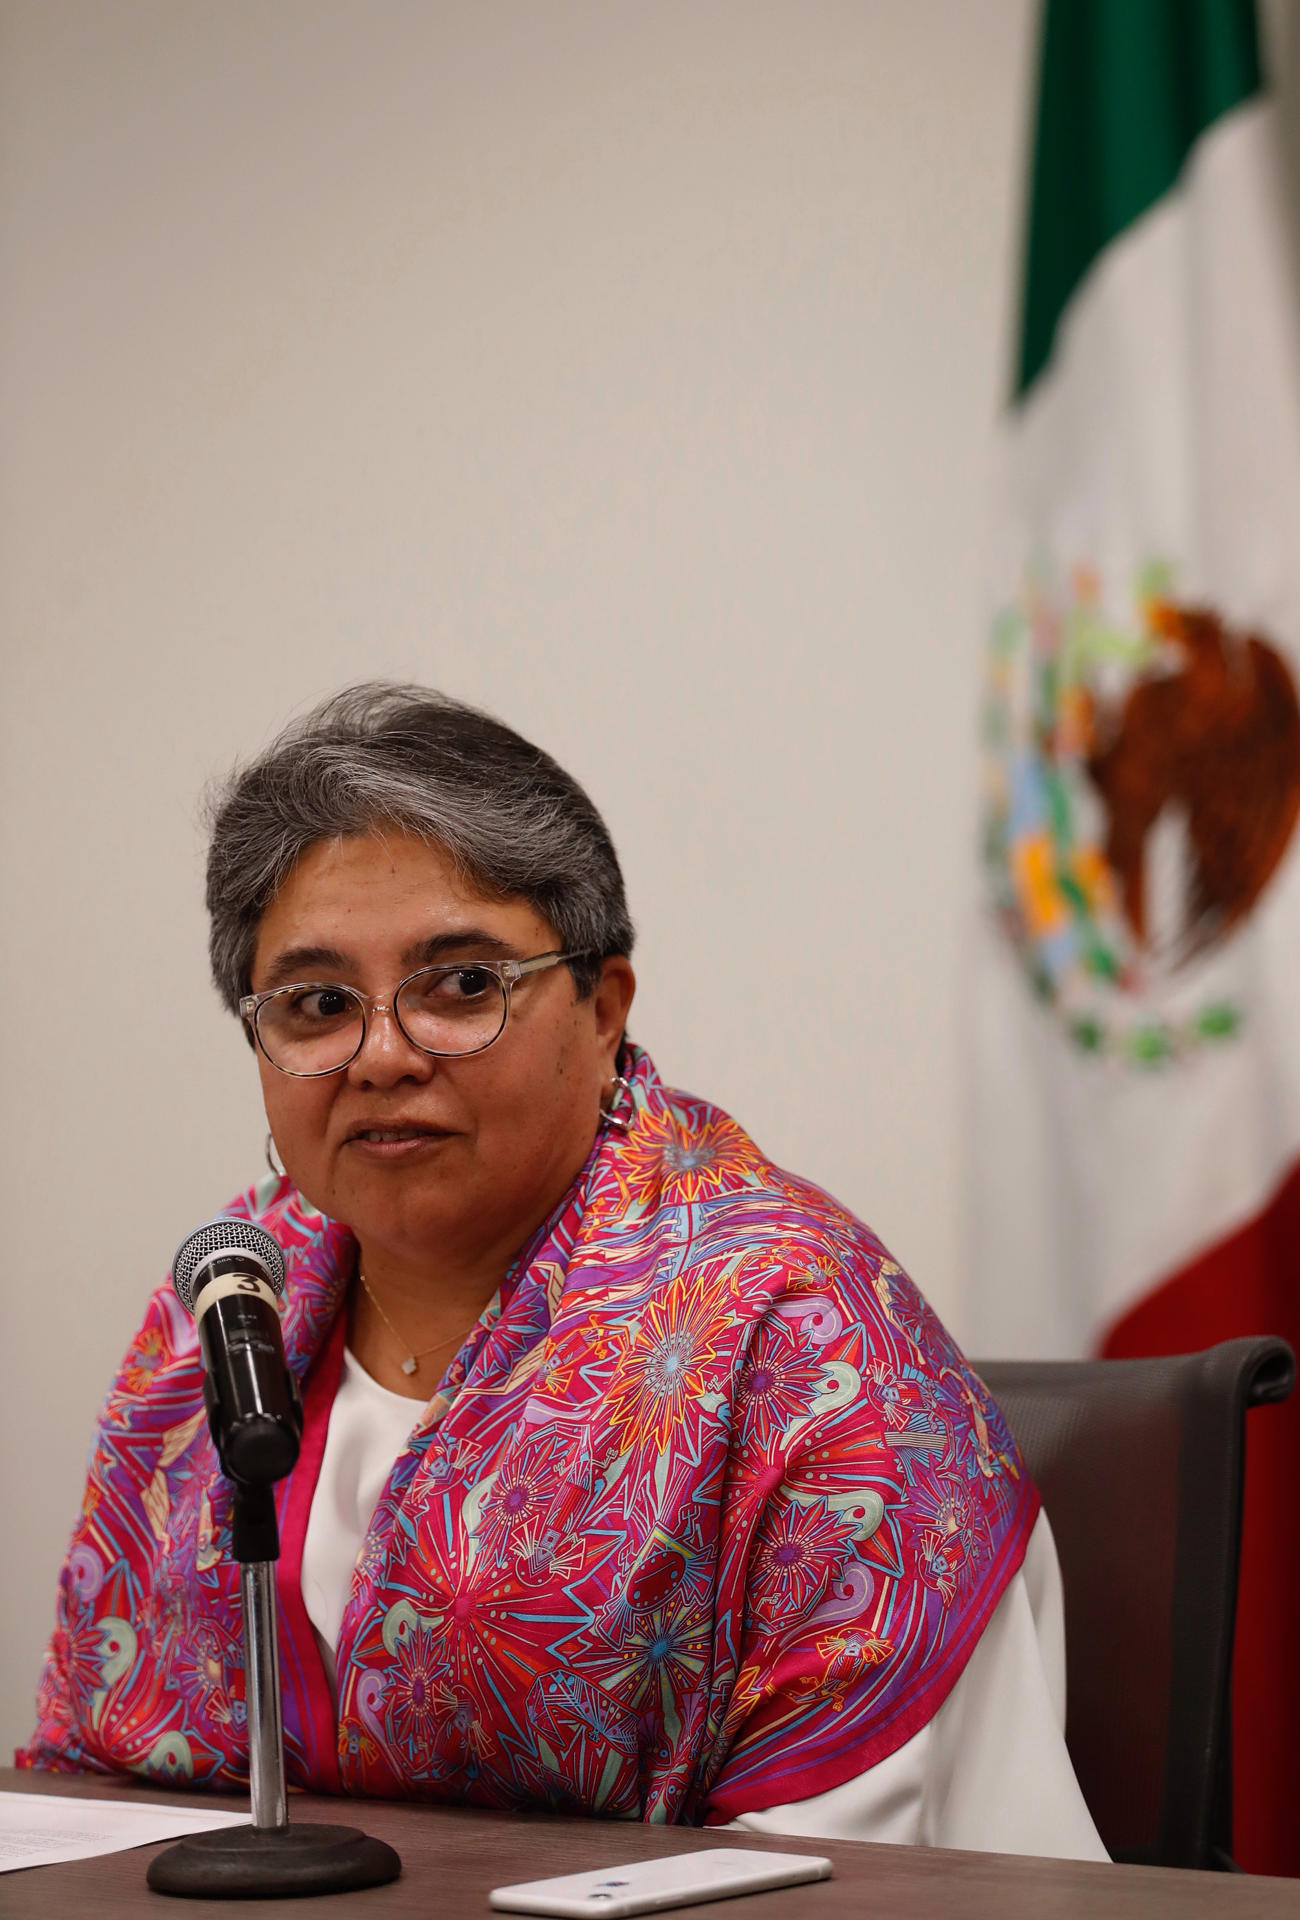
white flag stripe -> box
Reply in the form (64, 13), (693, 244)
(974, 98), (1300, 1355)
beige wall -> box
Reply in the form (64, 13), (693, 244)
(2, 0), (1058, 1757)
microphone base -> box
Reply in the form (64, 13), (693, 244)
(146, 1821), (402, 1899)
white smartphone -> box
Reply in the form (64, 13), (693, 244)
(488, 1847), (833, 1918)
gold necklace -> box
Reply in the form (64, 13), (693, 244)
(358, 1270), (466, 1379)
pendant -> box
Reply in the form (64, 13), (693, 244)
(401, 1355), (418, 1376)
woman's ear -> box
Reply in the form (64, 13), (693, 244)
(593, 957), (636, 1068)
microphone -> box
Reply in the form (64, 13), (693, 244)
(171, 1217), (302, 1488)
(149, 1221), (401, 1894)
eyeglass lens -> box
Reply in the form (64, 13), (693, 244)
(254, 966), (510, 1072)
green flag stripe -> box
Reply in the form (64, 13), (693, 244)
(1016, 0), (1261, 401)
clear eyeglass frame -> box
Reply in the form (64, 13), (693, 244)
(238, 949), (588, 1077)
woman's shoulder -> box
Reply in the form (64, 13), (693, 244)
(598, 1065), (963, 1358)
(220, 1170), (329, 1244)
(699, 1164), (964, 1376)
(203, 1175), (355, 1300)
(610, 1064), (892, 1254)
(110, 1175), (352, 1420)
(580, 1071), (1022, 1522)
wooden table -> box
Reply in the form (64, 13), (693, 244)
(3, 1767), (1296, 1918)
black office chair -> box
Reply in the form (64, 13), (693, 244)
(976, 1337), (1294, 1870)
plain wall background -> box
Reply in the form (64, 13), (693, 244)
(2, 0), (1296, 1764)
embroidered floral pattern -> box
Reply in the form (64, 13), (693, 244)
(21, 1048), (1036, 1821)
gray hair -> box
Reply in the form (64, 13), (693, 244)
(204, 683), (634, 1012)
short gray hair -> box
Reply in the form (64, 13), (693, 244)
(204, 683), (634, 1013)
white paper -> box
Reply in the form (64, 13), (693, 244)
(0, 1788), (248, 1872)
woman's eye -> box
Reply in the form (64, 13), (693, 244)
(398, 967), (497, 1024)
(291, 987), (353, 1023)
(442, 967), (493, 1000)
(403, 965), (495, 1008)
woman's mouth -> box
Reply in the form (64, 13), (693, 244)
(344, 1124), (454, 1157)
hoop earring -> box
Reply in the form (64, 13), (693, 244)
(601, 1074), (635, 1134)
(265, 1132), (286, 1178)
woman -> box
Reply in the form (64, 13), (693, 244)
(21, 684), (1105, 1858)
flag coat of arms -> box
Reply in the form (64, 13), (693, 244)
(972, 0), (1300, 1874)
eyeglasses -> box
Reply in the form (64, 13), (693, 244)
(239, 951), (586, 1077)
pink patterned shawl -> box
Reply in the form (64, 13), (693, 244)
(20, 1047), (1036, 1821)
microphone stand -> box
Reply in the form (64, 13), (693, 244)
(147, 1480), (401, 1898)
(241, 1550), (288, 1836)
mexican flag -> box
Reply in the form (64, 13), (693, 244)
(972, 0), (1300, 1876)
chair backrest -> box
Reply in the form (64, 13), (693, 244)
(976, 1337), (1294, 1870)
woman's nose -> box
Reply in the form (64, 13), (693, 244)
(345, 1002), (435, 1088)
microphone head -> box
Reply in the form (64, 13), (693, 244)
(171, 1216), (287, 1314)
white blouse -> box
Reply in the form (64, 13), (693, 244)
(300, 1351), (1108, 1862)
(300, 1349), (420, 1687)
